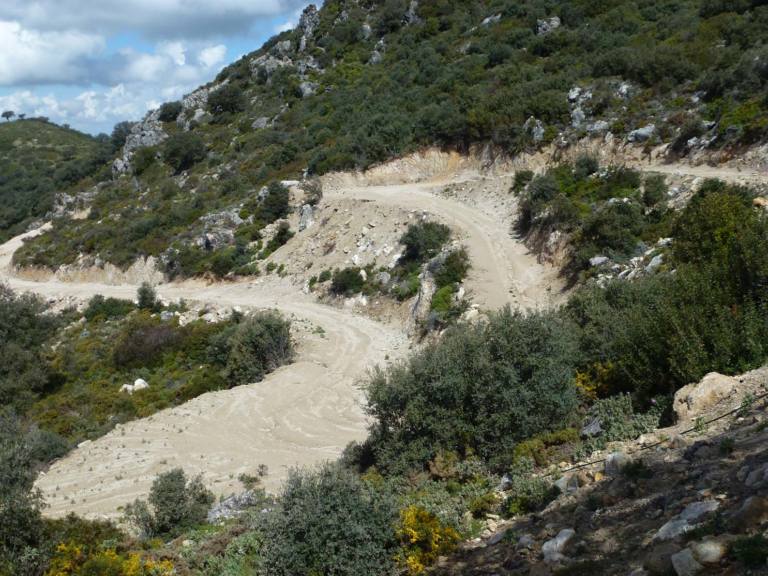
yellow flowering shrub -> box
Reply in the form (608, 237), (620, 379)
(45, 543), (175, 576)
(397, 505), (459, 575)
(574, 361), (616, 399)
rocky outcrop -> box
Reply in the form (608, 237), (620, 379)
(207, 489), (262, 523)
(298, 5), (320, 52)
(112, 109), (167, 175)
(537, 16), (561, 35)
(673, 372), (738, 422)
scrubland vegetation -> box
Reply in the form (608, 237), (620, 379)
(12, 0), (768, 278)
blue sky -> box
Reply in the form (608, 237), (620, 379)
(0, 1), (315, 135)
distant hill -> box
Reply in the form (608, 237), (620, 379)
(0, 119), (111, 242)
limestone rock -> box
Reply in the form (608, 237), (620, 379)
(299, 204), (314, 231)
(670, 548), (702, 576)
(628, 124), (656, 143)
(537, 16), (561, 35)
(605, 452), (629, 476)
(542, 528), (575, 563)
(673, 372), (738, 421)
(689, 538), (727, 564)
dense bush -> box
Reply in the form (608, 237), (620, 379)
(137, 282), (160, 311)
(124, 468), (213, 538)
(157, 101), (182, 122)
(208, 84), (246, 116)
(364, 308), (580, 473)
(260, 464), (399, 576)
(400, 222), (451, 263)
(0, 412), (45, 575)
(162, 133), (206, 173)
(0, 285), (60, 413)
(223, 311), (294, 385)
(260, 182), (291, 223)
(331, 267), (365, 296)
(83, 294), (135, 321)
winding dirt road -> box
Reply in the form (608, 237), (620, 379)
(0, 171), (560, 519)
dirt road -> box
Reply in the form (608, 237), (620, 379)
(326, 182), (562, 310)
(1, 171), (561, 519)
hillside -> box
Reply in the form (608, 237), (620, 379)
(0, 119), (111, 242)
(4, 1), (768, 576)
(11, 0), (768, 279)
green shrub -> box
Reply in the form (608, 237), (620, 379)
(0, 412), (45, 575)
(731, 535), (768, 567)
(260, 463), (399, 576)
(364, 308), (580, 473)
(124, 468), (214, 538)
(84, 294), (135, 321)
(131, 146), (157, 175)
(512, 170), (534, 194)
(400, 222), (451, 263)
(162, 133), (206, 173)
(502, 458), (559, 517)
(112, 314), (183, 368)
(432, 248), (470, 288)
(260, 182), (291, 223)
(223, 311), (293, 385)
(331, 267), (365, 296)
(643, 174), (668, 207)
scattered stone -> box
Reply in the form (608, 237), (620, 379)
(645, 254), (664, 273)
(482, 13), (502, 27)
(518, 534), (535, 549)
(207, 490), (260, 523)
(673, 372), (738, 421)
(589, 256), (609, 268)
(252, 117), (270, 130)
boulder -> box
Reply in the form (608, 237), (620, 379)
(628, 124), (655, 143)
(644, 542), (680, 575)
(299, 204), (314, 231)
(730, 496), (768, 533)
(482, 14), (502, 27)
(299, 81), (318, 98)
(589, 255), (609, 267)
(252, 117), (270, 130)
(133, 378), (149, 391)
(655, 500), (720, 541)
(542, 528), (575, 563)
(580, 417), (603, 438)
(670, 548), (702, 576)
(673, 372), (738, 421)
(689, 538), (727, 564)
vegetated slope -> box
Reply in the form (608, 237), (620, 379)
(0, 119), (111, 242)
(13, 0), (768, 278)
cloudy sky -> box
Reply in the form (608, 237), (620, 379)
(0, 1), (315, 135)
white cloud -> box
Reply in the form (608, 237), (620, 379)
(199, 45), (227, 69)
(0, 1), (311, 39)
(0, 21), (104, 85)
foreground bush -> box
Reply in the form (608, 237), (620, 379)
(260, 464), (399, 576)
(364, 308), (580, 473)
(124, 468), (213, 538)
(400, 222), (451, 263)
(224, 311), (293, 385)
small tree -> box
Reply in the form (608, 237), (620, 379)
(124, 468), (213, 538)
(163, 132), (207, 173)
(137, 282), (159, 311)
(260, 182), (291, 223)
(1, 111), (15, 122)
(207, 84), (246, 116)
